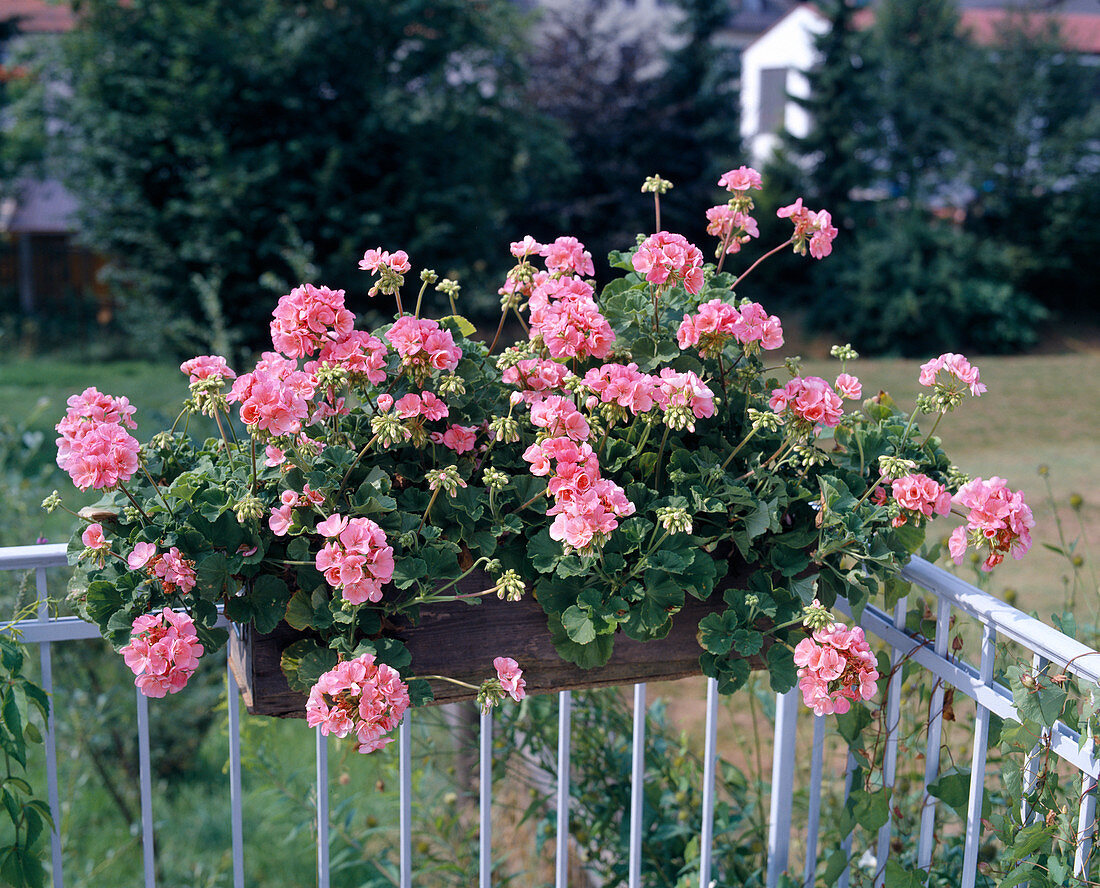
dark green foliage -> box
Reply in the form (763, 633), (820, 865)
(827, 210), (1045, 356)
(46, 0), (565, 345)
(789, 0), (1099, 351)
(0, 635), (51, 888)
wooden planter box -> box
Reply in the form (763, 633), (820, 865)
(228, 559), (755, 718)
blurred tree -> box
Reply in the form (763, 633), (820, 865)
(960, 14), (1100, 318)
(520, 0), (740, 280)
(787, 0), (1094, 352)
(38, 0), (567, 349)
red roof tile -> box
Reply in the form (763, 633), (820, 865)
(1, 0), (75, 33)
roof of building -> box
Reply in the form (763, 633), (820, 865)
(0, 0), (75, 33)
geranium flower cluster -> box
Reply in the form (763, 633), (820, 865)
(229, 352), (317, 437)
(315, 514), (395, 604)
(268, 484), (326, 536)
(768, 375), (854, 430)
(385, 315), (462, 375)
(522, 436), (635, 553)
(890, 473), (952, 527)
(631, 231), (705, 295)
(477, 657), (528, 714)
(269, 283), (355, 359)
(794, 622), (880, 716)
(919, 352), (987, 399)
(305, 331), (388, 386)
(503, 359), (575, 405)
(777, 199), (838, 260)
(127, 542), (198, 594)
(306, 653), (410, 754)
(582, 362), (660, 417)
(705, 204), (760, 257)
(949, 476), (1035, 571)
(55, 387), (141, 491)
(120, 608), (205, 698)
(528, 273), (615, 361)
(180, 355), (236, 384)
(676, 299), (783, 356)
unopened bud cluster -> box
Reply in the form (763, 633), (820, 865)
(425, 465), (465, 497)
(878, 455), (918, 480)
(802, 599), (834, 631)
(656, 506), (693, 536)
(493, 569), (526, 602)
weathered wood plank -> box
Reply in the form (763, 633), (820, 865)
(229, 559), (758, 718)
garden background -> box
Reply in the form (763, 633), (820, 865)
(0, 0), (1098, 885)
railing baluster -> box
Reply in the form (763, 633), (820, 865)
(962, 622), (997, 888)
(699, 677), (719, 888)
(136, 690), (156, 888)
(803, 714), (826, 888)
(767, 688), (798, 888)
(480, 707), (492, 888)
(1021, 653), (1050, 827)
(875, 596), (908, 888)
(837, 750), (857, 888)
(399, 711), (412, 888)
(629, 682), (646, 888)
(556, 690), (572, 888)
(35, 568), (63, 888)
(315, 728), (329, 888)
(226, 660), (245, 888)
(918, 598), (952, 872)
(1075, 772), (1098, 877)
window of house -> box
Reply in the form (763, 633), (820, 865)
(759, 66), (789, 133)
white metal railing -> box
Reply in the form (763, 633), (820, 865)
(2, 544), (1098, 887)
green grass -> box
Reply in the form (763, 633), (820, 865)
(800, 350), (1100, 618)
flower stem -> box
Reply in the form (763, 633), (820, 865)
(410, 674), (482, 692)
(139, 463), (175, 517)
(487, 307), (509, 355)
(335, 433), (380, 501)
(117, 482), (151, 524)
(730, 238), (793, 291)
(417, 488), (441, 534)
(413, 280), (429, 319)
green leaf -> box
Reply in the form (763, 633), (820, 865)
(730, 629), (763, 657)
(766, 644), (797, 693)
(527, 529), (562, 574)
(883, 860), (924, 888)
(547, 613), (613, 669)
(852, 787), (890, 832)
(927, 767), (990, 820)
(440, 314), (477, 338)
(195, 552), (231, 600)
(280, 640), (337, 694)
(698, 613), (733, 656)
(285, 588), (316, 631)
(1005, 821), (1055, 863)
(407, 679), (434, 707)
(561, 606), (596, 644)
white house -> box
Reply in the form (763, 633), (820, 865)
(739, 3), (829, 166)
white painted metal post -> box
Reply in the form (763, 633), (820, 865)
(315, 728), (329, 888)
(1075, 773), (1098, 876)
(875, 596), (908, 888)
(136, 690), (156, 888)
(556, 690), (572, 888)
(399, 712), (412, 888)
(480, 707), (492, 888)
(226, 660), (245, 888)
(837, 751), (858, 888)
(803, 715), (827, 888)
(917, 598), (952, 871)
(961, 623), (997, 887)
(629, 683), (647, 888)
(767, 688), (799, 888)
(699, 677), (719, 888)
(35, 568), (63, 888)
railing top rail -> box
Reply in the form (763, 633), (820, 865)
(901, 556), (1100, 685)
(0, 543), (69, 570)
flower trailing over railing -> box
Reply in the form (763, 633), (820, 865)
(50, 166), (1032, 752)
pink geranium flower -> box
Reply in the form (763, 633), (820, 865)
(889, 473), (952, 527)
(949, 477), (1034, 571)
(306, 653), (410, 754)
(769, 376), (845, 429)
(793, 623), (879, 716)
(919, 353), (986, 398)
(631, 231), (705, 295)
(314, 516), (394, 604)
(718, 166), (763, 192)
(120, 608), (205, 698)
(493, 657), (527, 702)
(180, 355), (236, 384)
